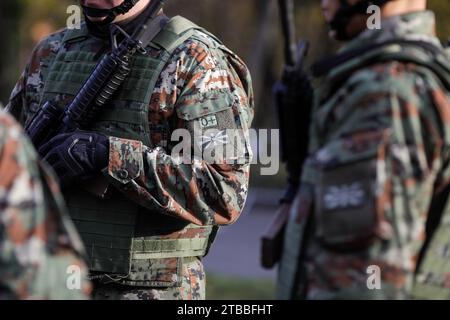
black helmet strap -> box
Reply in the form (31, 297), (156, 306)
(82, 0), (141, 25)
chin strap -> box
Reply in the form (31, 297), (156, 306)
(330, 0), (393, 40)
(82, 0), (141, 25)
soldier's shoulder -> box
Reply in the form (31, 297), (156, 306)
(0, 108), (18, 128)
(344, 59), (439, 97)
(164, 16), (221, 46)
(189, 28), (223, 49)
(165, 31), (230, 75)
(0, 110), (41, 202)
(0, 109), (24, 142)
(41, 27), (68, 42)
(0, 109), (37, 161)
(333, 58), (449, 128)
(31, 28), (69, 57)
(164, 16), (236, 57)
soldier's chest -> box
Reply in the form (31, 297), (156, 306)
(313, 90), (349, 147)
(27, 40), (174, 148)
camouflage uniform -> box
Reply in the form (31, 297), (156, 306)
(6, 15), (253, 300)
(0, 108), (91, 300)
(277, 11), (450, 299)
(91, 257), (205, 300)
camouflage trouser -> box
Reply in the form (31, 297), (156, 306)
(91, 257), (205, 300)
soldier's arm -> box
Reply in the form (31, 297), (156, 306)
(0, 112), (91, 300)
(307, 62), (447, 297)
(5, 69), (28, 124)
(5, 31), (65, 125)
(103, 37), (254, 226)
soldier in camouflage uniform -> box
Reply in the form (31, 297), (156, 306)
(6, 0), (253, 300)
(277, 0), (450, 299)
(0, 107), (91, 299)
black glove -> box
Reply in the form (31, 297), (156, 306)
(38, 131), (109, 187)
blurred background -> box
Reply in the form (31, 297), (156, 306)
(0, 0), (449, 299)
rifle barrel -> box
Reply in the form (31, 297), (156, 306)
(278, 0), (297, 67)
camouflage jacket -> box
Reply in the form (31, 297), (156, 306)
(6, 17), (254, 228)
(278, 11), (450, 299)
(0, 108), (91, 299)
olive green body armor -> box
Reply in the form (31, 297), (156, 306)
(38, 16), (220, 287)
(277, 39), (450, 299)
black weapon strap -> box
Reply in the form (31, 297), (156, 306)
(136, 14), (170, 50)
(110, 13), (170, 52)
(311, 39), (450, 90)
(313, 39), (444, 76)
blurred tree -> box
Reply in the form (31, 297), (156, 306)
(0, 0), (24, 104)
(0, 0), (448, 164)
(20, 0), (73, 62)
(431, 0), (450, 41)
(0, 0), (446, 188)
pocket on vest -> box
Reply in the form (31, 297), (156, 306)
(312, 129), (394, 250)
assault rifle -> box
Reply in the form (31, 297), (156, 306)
(25, 0), (166, 148)
(261, 0), (311, 269)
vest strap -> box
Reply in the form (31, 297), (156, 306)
(317, 40), (450, 100)
(131, 237), (210, 259)
(152, 16), (199, 52)
(62, 24), (90, 44)
(312, 39), (449, 77)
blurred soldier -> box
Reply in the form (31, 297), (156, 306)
(277, 0), (450, 299)
(6, 0), (253, 300)
(0, 107), (91, 299)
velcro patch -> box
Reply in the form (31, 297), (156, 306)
(199, 115), (218, 128)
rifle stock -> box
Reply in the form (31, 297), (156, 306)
(261, 203), (291, 269)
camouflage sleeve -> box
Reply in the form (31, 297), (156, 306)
(5, 69), (28, 125)
(104, 35), (254, 226)
(0, 110), (91, 300)
(301, 62), (448, 299)
(5, 30), (65, 126)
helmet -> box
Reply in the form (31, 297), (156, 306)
(81, 0), (142, 25)
(329, 0), (393, 40)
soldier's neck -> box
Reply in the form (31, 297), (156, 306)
(380, 0), (426, 18)
(115, 0), (152, 25)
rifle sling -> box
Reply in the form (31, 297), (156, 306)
(311, 39), (447, 77)
(135, 14), (170, 50)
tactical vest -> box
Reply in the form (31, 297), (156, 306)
(410, 39), (450, 297)
(37, 16), (223, 287)
(313, 39), (450, 99)
(278, 39), (450, 299)
(324, 40), (450, 299)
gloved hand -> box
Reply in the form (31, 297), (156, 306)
(38, 131), (109, 187)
